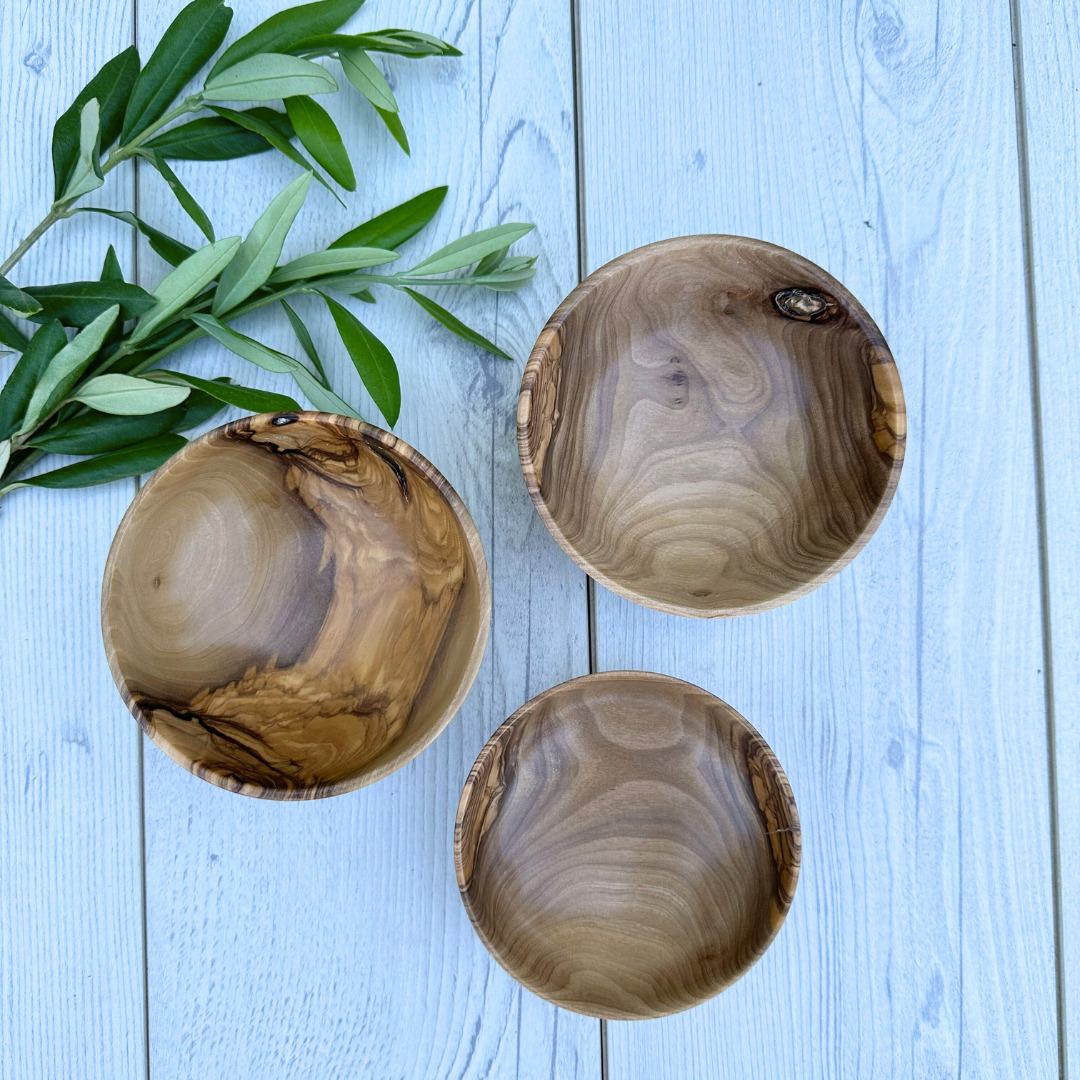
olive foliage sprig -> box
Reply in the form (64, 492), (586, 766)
(0, 0), (536, 500)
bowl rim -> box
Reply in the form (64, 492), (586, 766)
(517, 233), (906, 618)
(453, 669), (802, 1019)
(101, 410), (492, 801)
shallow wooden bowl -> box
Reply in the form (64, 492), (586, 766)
(518, 235), (905, 617)
(102, 412), (490, 800)
(455, 671), (800, 1019)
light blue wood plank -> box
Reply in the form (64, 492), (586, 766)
(130, 1), (596, 1076)
(578, 0), (1058, 1077)
(1015, 0), (1077, 1072)
(0, 2), (147, 1077)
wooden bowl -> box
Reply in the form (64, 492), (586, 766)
(455, 671), (800, 1019)
(518, 235), (905, 617)
(102, 412), (490, 800)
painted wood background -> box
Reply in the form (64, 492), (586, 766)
(0, 0), (1071, 1077)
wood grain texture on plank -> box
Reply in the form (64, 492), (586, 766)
(578, 0), (1058, 1077)
(0, 2), (146, 1078)
(1015, 0), (1078, 1071)
(456, 672), (800, 1020)
(133, 0), (594, 1076)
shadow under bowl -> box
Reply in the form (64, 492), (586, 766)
(455, 671), (801, 1020)
(518, 235), (906, 617)
(102, 412), (490, 800)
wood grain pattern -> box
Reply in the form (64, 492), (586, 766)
(519, 235), (904, 617)
(0, 3), (149, 1077)
(103, 412), (489, 798)
(455, 672), (799, 1020)
(580, 0), (1060, 1077)
(1015, 0), (1078, 1069)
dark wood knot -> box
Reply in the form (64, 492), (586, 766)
(773, 288), (837, 322)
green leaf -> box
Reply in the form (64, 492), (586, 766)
(296, 29), (460, 58)
(475, 246), (509, 275)
(100, 245), (125, 283)
(208, 105), (341, 201)
(207, 0), (365, 81)
(339, 48), (397, 112)
(129, 237), (240, 345)
(24, 281), (156, 327)
(321, 293), (399, 426)
(284, 95), (354, 189)
(18, 306), (120, 433)
(403, 288), (512, 361)
(144, 107), (294, 160)
(0, 439), (10, 478)
(288, 363), (361, 418)
(74, 208), (195, 267)
(51, 46), (140, 200)
(72, 373), (191, 415)
(409, 222), (534, 276)
(330, 186), (446, 250)
(2, 434), (186, 493)
(281, 299), (327, 385)
(137, 150), (215, 240)
(0, 274), (43, 316)
(0, 313), (30, 353)
(189, 313), (294, 372)
(0, 321), (66, 440)
(121, 0), (233, 143)
(203, 54), (338, 102)
(268, 246), (397, 284)
(60, 98), (104, 202)
(471, 257), (539, 291)
(146, 369), (302, 412)
(212, 172), (311, 314)
(373, 104), (409, 154)
(26, 405), (187, 453)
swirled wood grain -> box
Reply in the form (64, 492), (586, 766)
(518, 235), (905, 616)
(102, 412), (490, 799)
(454, 671), (800, 1020)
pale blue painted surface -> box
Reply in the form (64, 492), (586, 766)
(0, 1), (1071, 1078)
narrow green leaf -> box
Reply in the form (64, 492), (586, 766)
(0, 439), (10, 478)
(24, 281), (156, 327)
(51, 46), (140, 200)
(146, 369), (302, 412)
(208, 105), (341, 202)
(121, 0), (233, 143)
(129, 237), (240, 345)
(207, 0), (365, 81)
(203, 54), (338, 102)
(330, 186), (446, 250)
(72, 373), (191, 415)
(268, 246), (396, 283)
(144, 107), (294, 160)
(373, 104), (409, 154)
(189, 313), (294, 372)
(403, 288), (512, 360)
(100, 245), (125, 283)
(0, 274), (43, 316)
(0, 321), (66, 440)
(18, 306), (120, 433)
(138, 150), (215, 240)
(295, 29), (461, 58)
(212, 172), (311, 314)
(339, 49), (397, 112)
(281, 299), (327, 384)
(60, 98), (104, 202)
(26, 405), (187, 453)
(472, 264), (538, 291)
(475, 246), (509, 276)
(284, 96), (355, 189)
(3, 434), (186, 493)
(321, 293), (399, 426)
(409, 222), (534, 276)
(173, 382), (227, 428)
(0, 313), (29, 352)
(74, 208), (195, 267)
(288, 363), (361, 418)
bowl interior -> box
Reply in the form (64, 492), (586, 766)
(519, 235), (905, 616)
(102, 413), (490, 799)
(455, 672), (800, 1020)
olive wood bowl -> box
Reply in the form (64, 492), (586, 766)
(518, 235), (906, 617)
(102, 412), (490, 800)
(455, 671), (800, 1019)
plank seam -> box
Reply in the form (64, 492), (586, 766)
(1008, 0), (1068, 1075)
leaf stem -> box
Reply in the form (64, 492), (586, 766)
(0, 207), (70, 277)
